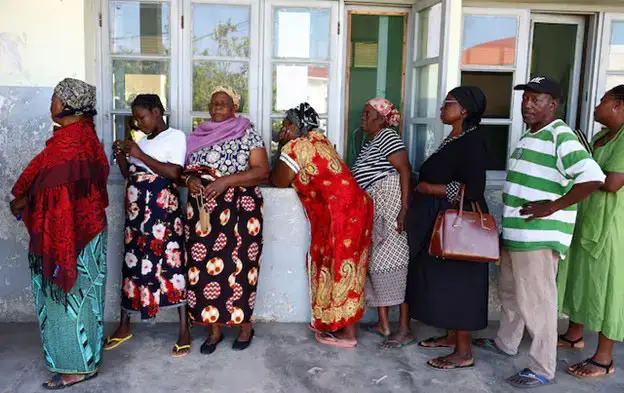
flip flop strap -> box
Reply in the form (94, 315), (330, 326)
(518, 369), (549, 384)
(424, 335), (448, 343)
(583, 358), (613, 373)
(559, 334), (583, 347)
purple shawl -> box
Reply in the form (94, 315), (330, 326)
(185, 116), (252, 164)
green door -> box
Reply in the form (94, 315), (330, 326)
(345, 13), (406, 167)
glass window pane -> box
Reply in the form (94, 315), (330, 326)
(273, 8), (330, 60)
(608, 21), (624, 71)
(113, 59), (169, 110)
(113, 114), (168, 142)
(461, 71), (513, 119)
(413, 64), (439, 118)
(273, 65), (329, 114)
(606, 74), (624, 91)
(462, 16), (517, 66)
(269, 117), (327, 164)
(192, 61), (249, 113)
(407, 123), (436, 169)
(416, 4), (441, 61)
(192, 4), (250, 57)
(192, 117), (210, 131)
(110, 1), (170, 55)
(480, 124), (509, 171)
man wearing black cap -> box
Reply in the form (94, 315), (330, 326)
(473, 76), (605, 388)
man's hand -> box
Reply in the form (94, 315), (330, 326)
(520, 201), (557, 222)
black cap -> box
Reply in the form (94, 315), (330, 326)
(514, 76), (561, 99)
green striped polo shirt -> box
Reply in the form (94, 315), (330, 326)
(502, 120), (605, 257)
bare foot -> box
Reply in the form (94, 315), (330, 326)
(380, 330), (415, 348)
(43, 372), (96, 389)
(365, 323), (391, 337)
(427, 352), (474, 370)
(568, 358), (615, 378)
(558, 334), (585, 349)
(419, 335), (455, 348)
(237, 324), (253, 342)
(332, 329), (356, 341)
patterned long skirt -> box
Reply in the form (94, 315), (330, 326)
(185, 173), (263, 326)
(31, 230), (107, 374)
(306, 193), (373, 332)
(365, 173), (410, 307)
(121, 166), (186, 321)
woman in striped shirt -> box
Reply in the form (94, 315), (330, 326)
(351, 98), (413, 348)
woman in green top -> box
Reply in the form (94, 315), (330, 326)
(557, 85), (624, 379)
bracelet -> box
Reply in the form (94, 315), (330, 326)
(184, 175), (193, 186)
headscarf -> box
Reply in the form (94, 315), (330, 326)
(210, 85), (241, 108)
(53, 78), (97, 118)
(11, 81), (109, 299)
(366, 98), (401, 127)
(448, 86), (487, 129)
(285, 102), (320, 136)
(185, 86), (251, 164)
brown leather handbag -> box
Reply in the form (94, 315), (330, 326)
(429, 185), (499, 262)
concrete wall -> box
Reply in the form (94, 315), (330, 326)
(0, 0), (504, 324)
(0, 0), (87, 320)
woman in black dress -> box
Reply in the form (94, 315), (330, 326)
(406, 86), (488, 370)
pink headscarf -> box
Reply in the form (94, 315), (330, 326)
(366, 98), (401, 127)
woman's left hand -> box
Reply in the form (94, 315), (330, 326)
(120, 140), (143, 159)
(10, 197), (26, 218)
(203, 177), (230, 201)
(396, 207), (407, 233)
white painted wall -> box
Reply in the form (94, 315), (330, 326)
(0, 0), (86, 87)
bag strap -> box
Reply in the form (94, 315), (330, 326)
(452, 185), (467, 228)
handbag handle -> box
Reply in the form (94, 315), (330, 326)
(452, 185), (467, 228)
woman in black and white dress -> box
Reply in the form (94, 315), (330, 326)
(352, 98), (413, 348)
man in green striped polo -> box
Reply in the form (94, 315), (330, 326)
(474, 76), (605, 388)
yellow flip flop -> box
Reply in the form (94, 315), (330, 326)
(103, 334), (133, 351)
(172, 343), (191, 358)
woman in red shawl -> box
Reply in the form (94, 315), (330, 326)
(271, 102), (373, 348)
(9, 78), (109, 389)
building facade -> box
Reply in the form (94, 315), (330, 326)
(0, 0), (622, 322)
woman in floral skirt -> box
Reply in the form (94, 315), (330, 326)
(105, 94), (191, 357)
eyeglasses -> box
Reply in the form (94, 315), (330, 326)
(441, 100), (459, 107)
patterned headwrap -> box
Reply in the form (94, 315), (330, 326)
(366, 98), (401, 127)
(285, 102), (320, 136)
(210, 85), (241, 108)
(53, 78), (97, 118)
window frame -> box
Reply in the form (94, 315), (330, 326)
(460, 7), (530, 186)
(403, 0), (462, 170)
(99, 0), (181, 182)
(261, 0), (340, 158)
(99, 0), (341, 180)
(180, 0), (261, 133)
(596, 13), (624, 133)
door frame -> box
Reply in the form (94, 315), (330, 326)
(528, 13), (586, 129)
(342, 5), (410, 158)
